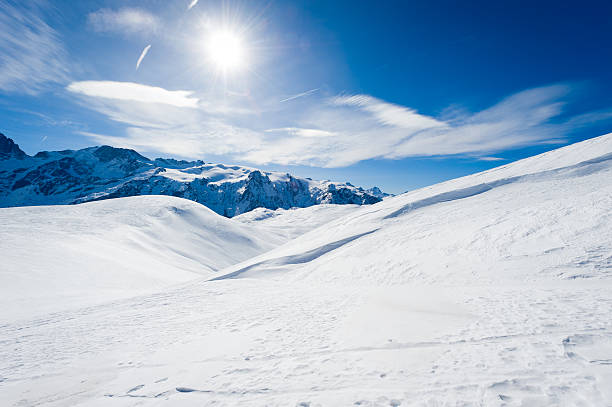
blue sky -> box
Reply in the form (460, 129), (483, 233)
(1, 0), (611, 194)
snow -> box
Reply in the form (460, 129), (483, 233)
(234, 204), (359, 240)
(1, 133), (612, 406)
(0, 196), (286, 322)
(0, 140), (382, 216)
(158, 164), (255, 183)
(217, 132), (612, 285)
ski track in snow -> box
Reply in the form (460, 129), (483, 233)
(2, 133), (612, 406)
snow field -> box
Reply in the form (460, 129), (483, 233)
(2, 133), (612, 405)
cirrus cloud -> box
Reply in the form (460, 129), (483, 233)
(87, 8), (160, 36)
(245, 85), (607, 167)
(67, 80), (612, 168)
(0, 1), (69, 94)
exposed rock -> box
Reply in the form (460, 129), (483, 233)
(0, 134), (27, 160)
(0, 135), (387, 216)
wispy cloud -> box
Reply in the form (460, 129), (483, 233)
(245, 85), (609, 167)
(279, 88), (320, 103)
(136, 45), (151, 70)
(477, 156), (505, 162)
(187, 0), (200, 10)
(87, 8), (160, 36)
(83, 120), (262, 159)
(68, 81), (612, 167)
(67, 81), (260, 158)
(388, 86), (569, 158)
(266, 128), (336, 138)
(67, 81), (199, 108)
(0, 1), (69, 94)
(331, 94), (446, 130)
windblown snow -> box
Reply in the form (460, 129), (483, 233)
(1, 133), (612, 406)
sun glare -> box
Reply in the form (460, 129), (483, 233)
(206, 30), (246, 72)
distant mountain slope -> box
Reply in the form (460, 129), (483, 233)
(0, 133), (383, 216)
(216, 132), (612, 284)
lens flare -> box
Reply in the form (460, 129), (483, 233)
(206, 30), (246, 72)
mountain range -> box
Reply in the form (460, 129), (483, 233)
(0, 133), (387, 216)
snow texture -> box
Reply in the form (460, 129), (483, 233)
(1, 133), (612, 406)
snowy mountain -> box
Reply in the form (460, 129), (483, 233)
(0, 133), (383, 216)
(1, 133), (612, 406)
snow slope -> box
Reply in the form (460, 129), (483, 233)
(1, 134), (612, 406)
(0, 196), (287, 322)
(0, 196), (360, 323)
(218, 132), (612, 284)
(234, 204), (360, 240)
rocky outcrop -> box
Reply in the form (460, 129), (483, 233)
(0, 134), (27, 160)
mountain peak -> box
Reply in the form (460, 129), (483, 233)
(93, 145), (150, 163)
(0, 133), (27, 160)
(366, 186), (392, 199)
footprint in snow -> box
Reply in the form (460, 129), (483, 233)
(127, 384), (144, 393)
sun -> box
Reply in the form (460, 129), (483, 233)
(206, 29), (246, 72)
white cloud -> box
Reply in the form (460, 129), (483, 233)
(67, 81), (199, 108)
(243, 85), (594, 167)
(136, 44), (151, 70)
(478, 156), (505, 161)
(87, 8), (159, 36)
(68, 81), (611, 168)
(0, 1), (69, 94)
(265, 127), (336, 138)
(388, 85), (569, 158)
(68, 81), (260, 159)
(331, 94), (446, 130)
(82, 121), (261, 159)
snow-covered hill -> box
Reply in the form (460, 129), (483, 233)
(218, 132), (612, 285)
(0, 196), (359, 322)
(0, 134), (382, 216)
(0, 196), (276, 321)
(1, 134), (612, 406)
